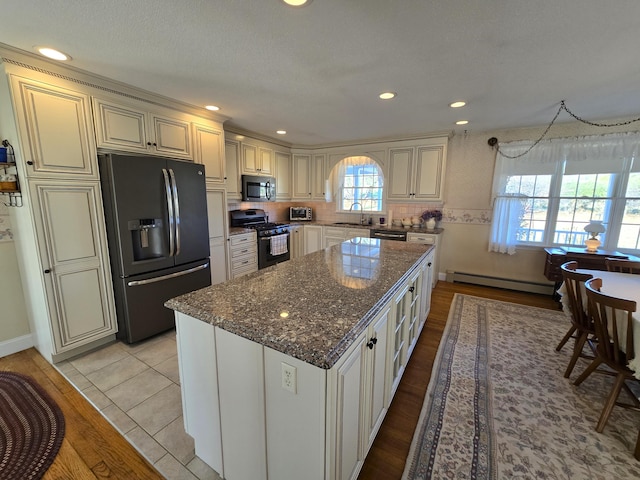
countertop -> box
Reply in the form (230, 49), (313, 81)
(166, 239), (432, 368)
(229, 222), (444, 236)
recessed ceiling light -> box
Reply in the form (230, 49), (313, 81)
(276, 130), (287, 135)
(456, 120), (469, 125)
(205, 105), (220, 111)
(450, 101), (466, 108)
(35, 47), (71, 61)
(379, 92), (396, 100)
(282, 0), (312, 6)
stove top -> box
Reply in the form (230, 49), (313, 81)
(229, 209), (290, 236)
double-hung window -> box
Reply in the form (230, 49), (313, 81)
(334, 156), (384, 213)
(490, 133), (640, 254)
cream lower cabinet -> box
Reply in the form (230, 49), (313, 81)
(304, 225), (324, 254)
(324, 226), (370, 248)
(289, 225), (304, 259)
(407, 231), (440, 287)
(228, 231), (258, 278)
(327, 306), (390, 480)
(174, 254), (431, 480)
(206, 188), (228, 285)
(28, 180), (117, 360)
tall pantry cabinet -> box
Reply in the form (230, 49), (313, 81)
(1, 68), (117, 362)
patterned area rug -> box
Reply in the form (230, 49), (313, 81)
(402, 294), (640, 479)
(0, 371), (65, 480)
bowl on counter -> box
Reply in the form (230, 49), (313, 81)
(401, 218), (413, 227)
(392, 219), (402, 227)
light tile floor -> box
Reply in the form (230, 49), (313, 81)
(55, 330), (222, 480)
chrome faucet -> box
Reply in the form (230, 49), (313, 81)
(349, 202), (365, 225)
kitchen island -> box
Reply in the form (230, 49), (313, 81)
(166, 238), (434, 480)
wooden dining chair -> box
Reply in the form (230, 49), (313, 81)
(605, 257), (640, 274)
(558, 261), (596, 378)
(574, 277), (640, 433)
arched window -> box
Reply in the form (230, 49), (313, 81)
(333, 156), (384, 212)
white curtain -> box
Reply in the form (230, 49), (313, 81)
(490, 132), (640, 254)
(488, 195), (525, 255)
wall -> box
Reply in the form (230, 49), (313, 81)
(441, 116), (640, 285)
(0, 204), (30, 346)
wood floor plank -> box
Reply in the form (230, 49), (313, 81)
(0, 348), (162, 480)
(358, 281), (558, 479)
(0, 281), (556, 480)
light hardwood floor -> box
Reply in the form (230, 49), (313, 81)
(0, 281), (558, 479)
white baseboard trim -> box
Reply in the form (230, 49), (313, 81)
(0, 334), (34, 358)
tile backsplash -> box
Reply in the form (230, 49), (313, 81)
(226, 200), (443, 225)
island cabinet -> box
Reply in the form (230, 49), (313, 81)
(169, 241), (435, 480)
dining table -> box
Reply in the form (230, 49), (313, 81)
(557, 269), (640, 378)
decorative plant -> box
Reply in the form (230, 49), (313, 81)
(421, 209), (443, 222)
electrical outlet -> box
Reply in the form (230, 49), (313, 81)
(281, 362), (297, 394)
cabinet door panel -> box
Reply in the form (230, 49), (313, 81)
(152, 115), (192, 158)
(414, 146), (443, 199)
(44, 189), (98, 262)
(259, 147), (273, 175)
(275, 151), (292, 200)
(32, 181), (116, 352)
(366, 309), (390, 447)
(15, 78), (97, 177)
(292, 154), (311, 199)
(387, 148), (413, 199)
(225, 139), (241, 199)
(93, 99), (148, 151)
(57, 268), (113, 343)
(195, 125), (224, 182)
(334, 339), (364, 480)
(242, 143), (258, 173)
(311, 154), (326, 200)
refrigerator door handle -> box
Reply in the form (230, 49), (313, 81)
(169, 168), (181, 256)
(127, 262), (209, 287)
(163, 168), (176, 256)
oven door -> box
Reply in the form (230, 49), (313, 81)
(258, 233), (290, 269)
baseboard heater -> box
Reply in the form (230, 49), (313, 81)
(445, 271), (554, 296)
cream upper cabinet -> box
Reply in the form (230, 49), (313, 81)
(11, 76), (98, 178)
(311, 154), (327, 200)
(292, 153), (326, 200)
(92, 97), (193, 160)
(194, 123), (225, 182)
(29, 180), (117, 356)
(274, 150), (292, 200)
(241, 141), (273, 175)
(225, 139), (241, 200)
(292, 154), (312, 199)
(387, 142), (447, 202)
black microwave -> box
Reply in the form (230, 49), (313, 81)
(241, 175), (276, 202)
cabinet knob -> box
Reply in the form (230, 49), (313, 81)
(428, 262), (432, 267)
(147, 142), (152, 146)
(27, 160), (34, 165)
(367, 337), (378, 349)
(153, 143), (157, 147)
(409, 286), (415, 292)
(44, 269), (51, 274)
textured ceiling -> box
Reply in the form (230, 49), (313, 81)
(3, 0), (640, 145)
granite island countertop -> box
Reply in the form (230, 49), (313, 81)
(166, 238), (432, 369)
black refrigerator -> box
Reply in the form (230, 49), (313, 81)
(99, 153), (211, 343)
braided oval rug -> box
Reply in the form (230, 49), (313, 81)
(0, 371), (65, 480)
